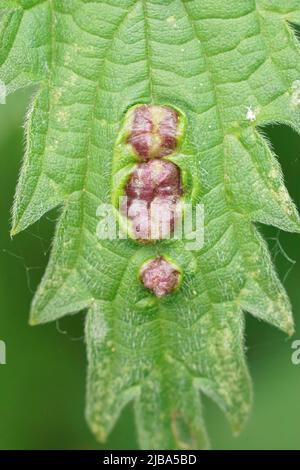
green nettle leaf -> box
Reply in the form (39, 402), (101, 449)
(1, 0), (300, 450)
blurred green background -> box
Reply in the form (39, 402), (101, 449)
(0, 88), (299, 450)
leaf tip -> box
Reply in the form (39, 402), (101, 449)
(10, 214), (30, 237)
(87, 418), (109, 445)
(28, 315), (38, 326)
(10, 217), (26, 237)
(279, 310), (295, 337)
(29, 306), (43, 326)
(10, 225), (19, 238)
(286, 323), (295, 338)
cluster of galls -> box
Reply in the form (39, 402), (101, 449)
(122, 105), (183, 297)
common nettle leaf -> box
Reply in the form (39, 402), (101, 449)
(1, 0), (300, 450)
